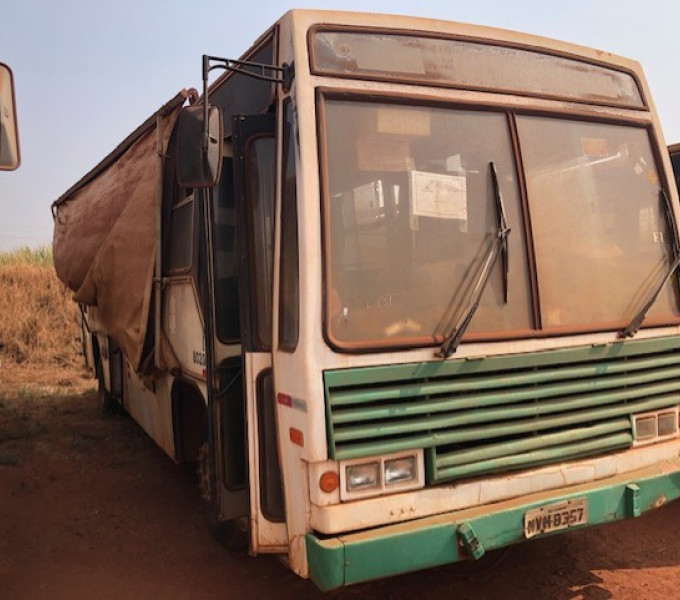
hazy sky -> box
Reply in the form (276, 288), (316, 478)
(1, 0), (679, 250)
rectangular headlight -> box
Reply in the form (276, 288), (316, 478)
(632, 407), (680, 446)
(346, 462), (380, 491)
(634, 415), (657, 441)
(658, 411), (677, 437)
(339, 450), (424, 501)
(385, 456), (417, 485)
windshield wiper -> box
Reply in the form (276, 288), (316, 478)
(438, 162), (511, 358)
(619, 188), (680, 339)
(490, 161), (510, 303)
(662, 186), (680, 258)
(619, 254), (680, 339)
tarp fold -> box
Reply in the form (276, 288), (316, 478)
(52, 91), (186, 371)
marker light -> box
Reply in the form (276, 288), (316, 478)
(319, 470), (340, 493)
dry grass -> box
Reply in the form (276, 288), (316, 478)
(0, 247), (80, 366)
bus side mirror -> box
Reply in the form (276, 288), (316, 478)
(176, 105), (223, 188)
(0, 62), (20, 171)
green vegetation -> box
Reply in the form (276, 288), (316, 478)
(0, 245), (53, 266)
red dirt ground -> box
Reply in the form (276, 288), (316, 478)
(1, 363), (680, 600)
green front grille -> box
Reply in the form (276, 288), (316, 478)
(323, 336), (680, 484)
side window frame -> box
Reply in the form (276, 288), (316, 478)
(212, 154), (241, 344)
(165, 188), (198, 276)
(278, 99), (300, 352)
(231, 113), (277, 354)
(244, 133), (277, 350)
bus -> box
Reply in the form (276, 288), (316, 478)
(669, 143), (680, 191)
(53, 10), (680, 590)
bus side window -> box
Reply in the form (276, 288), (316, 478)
(246, 136), (276, 349)
(671, 151), (680, 193)
(213, 159), (241, 343)
(279, 101), (300, 351)
(165, 190), (195, 275)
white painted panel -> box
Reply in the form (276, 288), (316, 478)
(125, 366), (175, 459)
(246, 352), (288, 552)
(163, 279), (205, 378)
(309, 440), (680, 534)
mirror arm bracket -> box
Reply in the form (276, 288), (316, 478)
(200, 54), (294, 151)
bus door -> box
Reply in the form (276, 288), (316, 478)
(232, 113), (287, 552)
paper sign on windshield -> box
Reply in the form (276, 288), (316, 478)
(410, 171), (467, 220)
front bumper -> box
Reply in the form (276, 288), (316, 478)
(306, 457), (680, 591)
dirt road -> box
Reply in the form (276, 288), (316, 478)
(1, 365), (679, 600)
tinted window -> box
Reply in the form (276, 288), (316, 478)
(213, 160), (240, 342)
(166, 195), (194, 273)
(247, 137), (276, 348)
(279, 102), (300, 351)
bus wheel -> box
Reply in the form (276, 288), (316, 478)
(197, 442), (249, 551)
(95, 359), (120, 415)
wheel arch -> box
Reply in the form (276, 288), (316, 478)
(171, 377), (208, 464)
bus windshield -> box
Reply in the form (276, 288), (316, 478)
(321, 98), (679, 349)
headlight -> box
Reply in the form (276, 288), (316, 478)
(385, 456), (417, 485)
(346, 462), (380, 491)
(634, 415), (657, 441)
(632, 407), (679, 446)
(658, 411), (677, 437)
(339, 450), (424, 501)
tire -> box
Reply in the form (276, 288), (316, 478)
(96, 359), (120, 415)
(197, 442), (249, 551)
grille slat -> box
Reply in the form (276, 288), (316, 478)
(332, 365), (680, 425)
(435, 432), (633, 480)
(333, 381), (680, 442)
(323, 337), (680, 480)
(332, 392), (678, 460)
(435, 419), (630, 469)
(330, 353), (680, 407)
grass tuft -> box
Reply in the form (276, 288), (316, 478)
(0, 245), (54, 267)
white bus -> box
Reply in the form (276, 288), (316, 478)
(54, 10), (680, 590)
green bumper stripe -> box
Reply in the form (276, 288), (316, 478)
(306, 458), (680, 591)
(307, 521), (458, 591)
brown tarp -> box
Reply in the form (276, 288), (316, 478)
(52, 91), (186, 372)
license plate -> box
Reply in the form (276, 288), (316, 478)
(524, 498), (588, 539)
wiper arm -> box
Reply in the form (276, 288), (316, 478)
(438, 163), (511, 358)
(661, 186), (680, 258)
(619, 188), (680, 339)
(438, 238), (503, 358)
(619, 254), (680, 339)
(490, 161), (511, 303)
